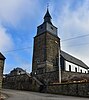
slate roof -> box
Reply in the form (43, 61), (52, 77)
(0, 52), (6, 60)
(15, 67), (25, 72)
(11, 67), (26, 73)
(60, 50), (89, 69)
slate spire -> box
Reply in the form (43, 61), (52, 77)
(44, 8), (52, 24)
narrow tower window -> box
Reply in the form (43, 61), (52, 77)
(51, 27), (53, 30)
(75, 67), (77, 72)
(81, 69), (82, 73)
(69, 65), (71, 71)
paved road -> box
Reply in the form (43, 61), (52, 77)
(2, 89), (89, 100)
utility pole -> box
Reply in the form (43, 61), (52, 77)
(55, 40), (61, 83)
(59, 44), (61, 83)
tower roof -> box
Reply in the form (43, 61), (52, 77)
(44, 8), (52, 24)
(44, 8), (52, 19)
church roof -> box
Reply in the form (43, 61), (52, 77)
(61, 50), (89, 69)
(0, 52), (6, 60)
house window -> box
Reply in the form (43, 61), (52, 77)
(38, 68), (43, 74)
(88, 70), (89, 73)
(81, 69), (82, 73)
(69, 65), (71, 71)
(40, 69), (43, 74)
(75, 67), (77, 72)
(51, 27), (53, 30)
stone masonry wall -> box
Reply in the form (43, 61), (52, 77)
(36, 70), (89, 84)
(32, 33), (46, 72)
(3, 74), (40, 92)
(47, 82), (89, 97)
(32, 32), (60, 83)
(46, 32), (60, 72)
(0, 60), (4, 97)
(3, 71), (89, 97)
(36, 71), (59, 84)
(0, 66), (2, 89)
(45, 71), (89, 97)
(61, 71), (89, 82)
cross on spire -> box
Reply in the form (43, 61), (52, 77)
(47, 2), (49, 9)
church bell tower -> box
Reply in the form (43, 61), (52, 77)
(32, 9), (60, 83)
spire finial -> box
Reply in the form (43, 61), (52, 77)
(47, 2), (49, 10)
(44, 2), (52, 24)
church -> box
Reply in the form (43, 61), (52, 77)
(32, 9), (89, 84)
(2, 9), (89, 95)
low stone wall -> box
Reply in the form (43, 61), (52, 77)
(3, 74), (40, 92)
(47, 82), (89, 97)
(3, 70), (89, 97)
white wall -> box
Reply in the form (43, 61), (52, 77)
(65, 61), (88, 73)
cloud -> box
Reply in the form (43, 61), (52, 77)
(0, 24), (14, 52)
(54, 0), (89, 65)
(0, 0), (38, 52)
(0, 0), (41, 51)
(0, 0), (40, 27)
(56, 0), (89, 37)
(0, 0), (41, 74)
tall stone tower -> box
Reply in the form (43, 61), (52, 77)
(32, 9), (60, 83)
